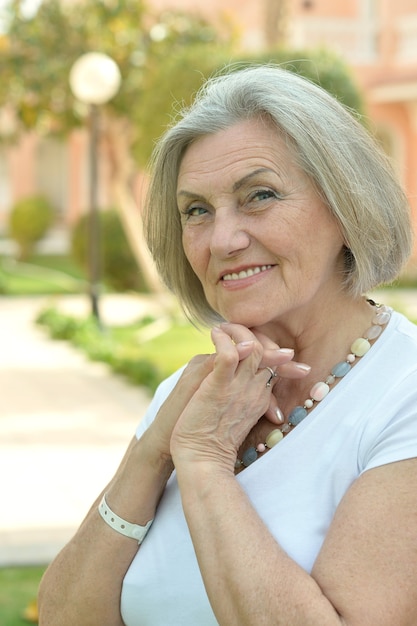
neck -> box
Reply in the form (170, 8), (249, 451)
(235, 298), (392, 471)
(258, 294), (373, 355)
(256, 295), (379, 414)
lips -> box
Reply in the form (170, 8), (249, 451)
(222, 264), (273, 281)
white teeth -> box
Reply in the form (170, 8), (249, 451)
(223, 265), (272, 281)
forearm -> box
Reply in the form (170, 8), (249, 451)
(38, 433), (174, 626)
(176, 464), (343, 626)
(38, 504), (135, 626)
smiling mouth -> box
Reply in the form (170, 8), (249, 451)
(222, 265), (274, 281)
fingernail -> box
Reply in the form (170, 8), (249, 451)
(238, 340), (255, 347)
(295, 363), (311, 372)
(212, 325), (222, 332)
(278, 348), (294, 355)
(275, 407), (285, 423)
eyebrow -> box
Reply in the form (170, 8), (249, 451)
(177, 167), (277, 200)
(176, 189), (204, 200)
(232, 168), (276, 192)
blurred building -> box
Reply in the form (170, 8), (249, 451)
(1, 0), (417, 265)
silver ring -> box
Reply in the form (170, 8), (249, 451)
(265, 366), (277, 388)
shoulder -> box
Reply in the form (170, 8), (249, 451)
(362, 310), (417, 378)
(391, 309), (417, 342)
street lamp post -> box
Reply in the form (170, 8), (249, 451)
(69, 52), (121, 323)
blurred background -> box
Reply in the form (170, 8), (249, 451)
(1, 0), (417, 623)
(1, 0), (417, 276)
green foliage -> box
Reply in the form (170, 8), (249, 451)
(36, 307), (85, 340)
(0, 0), (232, 146)
(0, 253), (87, 295)
(36, 305), (214, 388)
(0, 272), (7, 294)
(132, 322), (213, 377)
(0, 0), (148, 134)
(0, 1), (364, 170)
(70, 209), (146, 292)
(111, 355), (161, 390)
(0, 565), (45, 626)
(133, 46), (365, 166)
(8, 195), (55, 260)
(232, 48), (365, 115)
(132, 42), (233, 166)
(36, 306), (165, 391)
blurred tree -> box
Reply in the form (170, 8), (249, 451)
(132, 37), (235, 168)
(0, 0), (364, 295)
(235, 48), (365, 115)
(9, 194), (55, 260)
(134, 46), (365, 167)
(264, 0), (288, 48)
(0, 0), (233, 293)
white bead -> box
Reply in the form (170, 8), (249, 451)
(365, 325), (382, 340)
(373, 311), (391, 325)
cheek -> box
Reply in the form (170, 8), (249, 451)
(182, 230), (206, 276)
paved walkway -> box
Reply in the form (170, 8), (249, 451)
(0, 289), (417, 567)
(0, 294), (165, 567)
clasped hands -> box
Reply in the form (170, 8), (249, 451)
(152, 323), (310, 473)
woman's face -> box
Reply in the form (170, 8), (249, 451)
(177, 118), (345, 328)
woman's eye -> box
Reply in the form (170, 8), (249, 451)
(250, 189), (278, 202)
(182, 205), (208, 218)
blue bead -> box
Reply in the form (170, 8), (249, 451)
(288, 406), (308, 426)
(242, 447), (258, 467)
(331, 361), (351, 378)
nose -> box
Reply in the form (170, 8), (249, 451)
(209, 209), (250, 258)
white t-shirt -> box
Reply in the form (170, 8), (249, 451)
(121, 311), (417, 626)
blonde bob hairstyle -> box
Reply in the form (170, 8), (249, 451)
(144, 64), (413, 326)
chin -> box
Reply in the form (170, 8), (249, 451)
(223, 312), (269, 328)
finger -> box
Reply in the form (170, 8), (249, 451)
(218, 323), (264, 372)
(258, 347), (294, 368)
(276, 361), (311, 378)
(249, 329), (300, 370)
(249, 328), (311, 378)
(220, 323), (290, 366)
(210, 326), (241, 383)
(264, 395), (286, 425)
(235, 340), (256, 361)
(220, 322), (258, 345)
(170, 353), (216, 406)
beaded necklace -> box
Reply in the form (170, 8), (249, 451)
(235, 301), (392, 471)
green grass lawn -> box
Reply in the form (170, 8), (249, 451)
(0, 254), (87, 296)
(36, 306), (214, 390)
(115, 320), (213, 379)
(0, 566), (46, 625)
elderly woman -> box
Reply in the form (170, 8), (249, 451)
(39, 65), (417, 625)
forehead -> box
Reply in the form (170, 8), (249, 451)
(177, 118), (299, 189)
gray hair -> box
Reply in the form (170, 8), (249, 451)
(144, 64), (413, 325)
